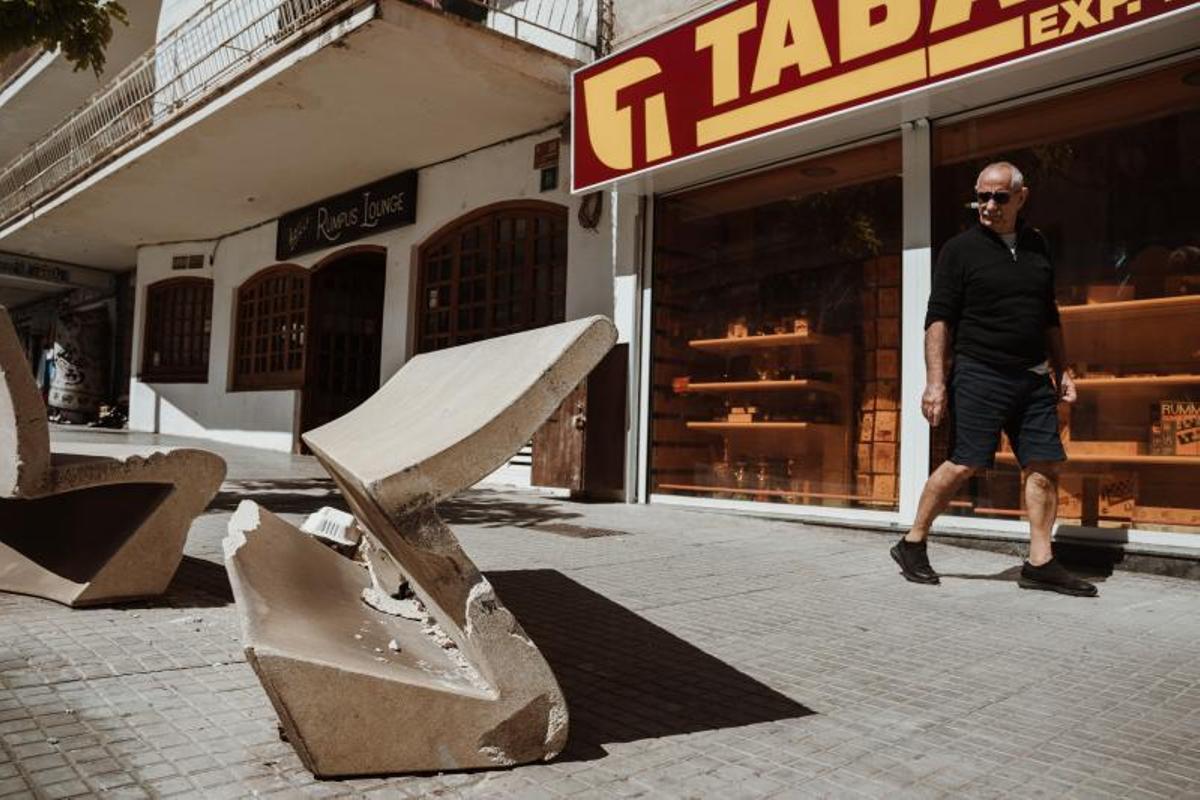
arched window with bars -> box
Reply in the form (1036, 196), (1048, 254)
(232, 265), (309, 390)
(416, 201), (568, 354)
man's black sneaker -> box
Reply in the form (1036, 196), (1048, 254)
(1018, 559), (1098, 597)
(890, 537), (940, 585)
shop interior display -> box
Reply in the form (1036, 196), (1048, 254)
(650, 156), (902, 510)
(934, 71), (1199, 533)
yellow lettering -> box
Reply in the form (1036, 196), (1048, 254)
(998, 0), (1027, 8)
(644, 94), (673, 163)
(1099, 0), (1128, 20)
(1061, 0), (1099, 32)
(840, 0), (921, 62)
(930, 0), (981, 31)
(1029, 4), (1062, 41)
(695, 3), (758, 106)
(928, 17), (1024, 74)
(751, 0), (832, 94)
(582, 57), (673, 170)
(700, 51), (926, 145)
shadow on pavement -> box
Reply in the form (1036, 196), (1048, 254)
(162, 555), (235, 607)
(939, 565), (1024, 582)
(488, 569), (815, 762)
(206, 478), (348, 516)
(441, 492), (584, 529)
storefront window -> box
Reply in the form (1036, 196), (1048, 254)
(932, 60), (1200, 534)
(650, 139), (902, 510)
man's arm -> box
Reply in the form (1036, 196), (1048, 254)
(1045, 325), (1076, 403)
(923, 321), (951, 426)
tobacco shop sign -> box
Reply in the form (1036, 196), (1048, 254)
(571, 0), (1196, 191)
(276, 170), (418, 260)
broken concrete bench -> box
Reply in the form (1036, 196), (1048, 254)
(0, 307), (226, 607)
(225, 316), (617, 777)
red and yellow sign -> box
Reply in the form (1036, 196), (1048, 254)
(572, 0), (1196, 191)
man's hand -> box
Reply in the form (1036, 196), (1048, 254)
(1056, 370), (1077, 404)
(922, 383), (948, 426)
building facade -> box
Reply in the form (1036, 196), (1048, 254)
(579, 0), (1200, 546)
(0, 0), (617, 479)
(2, 0), (1198, 552)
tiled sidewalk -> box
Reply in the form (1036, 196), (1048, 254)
(1, 431), (1198, 798)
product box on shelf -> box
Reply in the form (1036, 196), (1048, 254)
(1057, 474), (1084, 519)
(1160, 400), (1200, 455)
(874, 411), (898, 443)
(1150, 401), (1200, 455)
(1098, 472), (1138, 520)
(727, 406), (757, 423)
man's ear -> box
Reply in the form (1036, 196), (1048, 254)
(1014, 186), (1030, 211)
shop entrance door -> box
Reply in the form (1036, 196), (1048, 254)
(300, 250), (386, 437)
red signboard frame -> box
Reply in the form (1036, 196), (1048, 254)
(571, 0), (1198, 192)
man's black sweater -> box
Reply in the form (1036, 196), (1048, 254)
(925, 222), (1061, 370)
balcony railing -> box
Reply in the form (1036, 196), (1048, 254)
(0, 0), (609, 229)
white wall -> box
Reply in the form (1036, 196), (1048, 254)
(612, 0), (723, 47)
(130, 131), (616, 452)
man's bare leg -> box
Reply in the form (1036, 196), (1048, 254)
(1022, 461), (1059, 566)
(904, 461), (977, 543)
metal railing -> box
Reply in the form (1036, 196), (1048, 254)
(456, 0), (607, 58)
(0, 0), (610, 229)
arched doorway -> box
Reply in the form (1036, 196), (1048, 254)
(300, 247), (386, 436)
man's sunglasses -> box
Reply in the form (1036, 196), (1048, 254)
(975, 190), (1012, 205)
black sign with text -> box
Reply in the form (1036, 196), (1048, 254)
(275, 170), (418, 260)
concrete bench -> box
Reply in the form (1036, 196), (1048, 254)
(224, 315), (617, 777)
(0, 308), (225, 607)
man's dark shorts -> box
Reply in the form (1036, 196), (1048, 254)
(949, 355), (1067, 469)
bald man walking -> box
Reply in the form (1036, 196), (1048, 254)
(891, 161), (1097, 597)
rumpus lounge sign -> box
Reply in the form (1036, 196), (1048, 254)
(276, 170), (418, 260)
(571, 0), (1196, 191)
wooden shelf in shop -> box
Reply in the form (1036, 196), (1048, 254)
(1059, 293), (1200, 321)
(687, 421), (835, 432)
(676, 379), (842, 395)
(996, 452), (1200, 467)
(657, 483), (895, 506)
(688, 332), (826, 352)
(1074, 374), (1200, 389)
